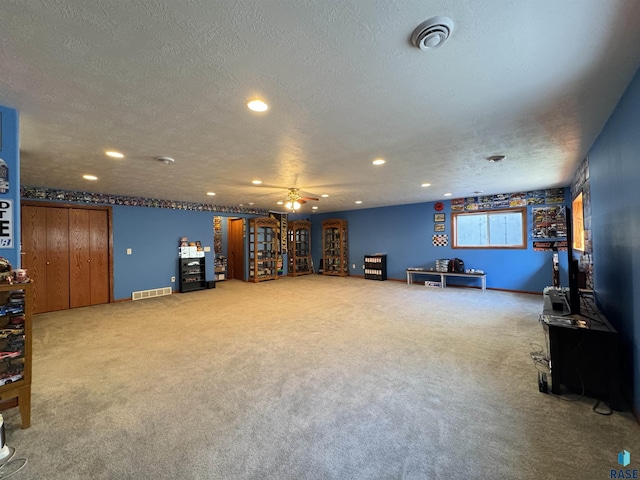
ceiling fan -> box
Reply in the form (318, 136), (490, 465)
(283, 188), (319, 211)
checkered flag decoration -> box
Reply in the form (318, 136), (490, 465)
(432, 234), (449, 247)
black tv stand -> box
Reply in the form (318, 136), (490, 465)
(540, 287), (624, 410)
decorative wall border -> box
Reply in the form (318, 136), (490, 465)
(20, 186), (269, 215)
(449, 188), (565, 211)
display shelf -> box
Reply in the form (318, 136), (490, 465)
(179, 257), (206, 292)
(214, 256), (227, 282)
(0, 282), (32, 429)
(322, 219), (349, 277)
(364, 254), (387, 281)
(287, 220), (313, 276)
(249, 217), (279, 282)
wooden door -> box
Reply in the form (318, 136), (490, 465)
(46, 207), (71, 311)
(228, 218), (245, 281)
(89, 209), (110, 305)
(69, 208), (92, 308)
(21, 205), (70, 313)
(21, 203), (111, 312)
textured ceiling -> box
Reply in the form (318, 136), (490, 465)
(2, 1), (640, 213)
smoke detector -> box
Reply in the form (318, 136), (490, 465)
(411, 16), (454, 50)
(156, 156), (175, 165)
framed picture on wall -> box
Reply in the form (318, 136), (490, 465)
(434, 213), (445, 222)
(434, 223), (445, 232)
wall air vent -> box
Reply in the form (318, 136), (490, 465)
(132, 286), (173, 301)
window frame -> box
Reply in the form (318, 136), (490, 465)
(452, 207), (527, 249)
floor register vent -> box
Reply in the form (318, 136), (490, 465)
(132, 286), (173, 301)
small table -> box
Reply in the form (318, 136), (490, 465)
(406, 269), (487, 292)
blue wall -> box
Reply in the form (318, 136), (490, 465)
(110, 206), (263, 300)
(0, 106), (20, 267)
(112, 206), (218, 299)
(587, 66), (640, 414)
(306, 196), (569, 293)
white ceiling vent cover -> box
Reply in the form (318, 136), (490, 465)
(411, 16), (454, 50)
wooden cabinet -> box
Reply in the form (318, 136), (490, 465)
(179, 257), (206, 292)
(364, 254), (387, 280)
(322, 219), (349, 276)
(21, 203), (112, 314)
(249, 217), (279, 282)
(0, 282), (33, 429)
(287, 220), (313, 276)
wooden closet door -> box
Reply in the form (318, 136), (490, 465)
(46, 207), (71, 312)
(21, 206), (48, 313)
(69, 208), (92, 308)
(21, 206), (70, 313)
(89, 209), (109, 305)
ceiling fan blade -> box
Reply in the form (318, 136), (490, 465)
(300, 197), (319, 201)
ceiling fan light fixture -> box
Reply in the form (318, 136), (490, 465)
(285, 200), (301, 211)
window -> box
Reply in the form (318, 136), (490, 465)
(452, 208), (526, 249)
(572, 193), (584, 251)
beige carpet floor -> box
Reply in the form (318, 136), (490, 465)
(3, 275), (639, 479)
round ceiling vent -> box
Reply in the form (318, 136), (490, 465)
(156, 156), (175, 165)
(411, 16), (454, 50)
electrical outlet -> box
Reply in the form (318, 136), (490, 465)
(362, 265), (365, 269)
(171, 276), (176, 282)
(352, 264), (356, 269)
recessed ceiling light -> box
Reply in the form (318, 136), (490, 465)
(206, 192), (216, 196)
(251, 180), (262, 185)
(247, 100), (268, 112)
(105, 151), (124, 158)
(421, 183), (431, 188)
(443, 193), (453, 197)
(248, 202), (254, 206)
(372, 158), (385, 165)
(355, 201), (363, 204)
(277, 201), (284, 205)
(321, 194), (329, 198)
(83, 174), (98, 181)
(312, 206), (318, 210)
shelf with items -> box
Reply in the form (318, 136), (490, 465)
(364, 254), (387, 281)
(249, 217), (279, 282)
(214, 256), (227, 282)
(179, 257), (206, 292)
(322, 219), (349, 277)
(287, 220), (313, 276)
(0, 282), (33, 429)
